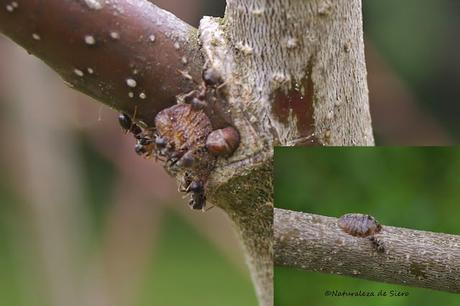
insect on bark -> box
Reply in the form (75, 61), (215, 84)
(338, 213), (382, 237)
(116, 64), (241, 211)
(338, 213), (385, 253)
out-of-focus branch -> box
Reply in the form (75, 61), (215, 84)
(366, 43), (453, 145)
(0, 0), (204, 125)
(274, 208), (460, 293)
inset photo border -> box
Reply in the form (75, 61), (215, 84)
(274, 147), (460, 306)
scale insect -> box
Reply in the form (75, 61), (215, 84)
(338, 213), (382, 237)
(116, 65), (240, 211)
(338, 213), (385, 253)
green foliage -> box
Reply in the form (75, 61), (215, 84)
(138, 210), (257, 306)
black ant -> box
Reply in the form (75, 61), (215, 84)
(116, 65), (239, 212)
(182, 66), (225, 111)
(118, 113), (156, 157)
(117, 111), (212, 211)
(186, 180), (206, 210)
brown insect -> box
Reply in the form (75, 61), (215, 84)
(206, 126), (240, 157)
(182, 66), (226, 111)
(338, 213), (382, 237)
(153, 103), (215, 176)
(338, 213), (384, 253)
(117, 65), (240, 211)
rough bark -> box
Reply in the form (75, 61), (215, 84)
(223, 0), (374, 146)
(202, 1), (373, 304)
(274, 208), (460, 293)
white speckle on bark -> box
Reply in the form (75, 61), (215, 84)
(32, 33), (41, 40)
(173, 42), (180, 49)
(11, 1), (18, 8)
(5, 4), (13, 12)
(126, 78), (137, 88)
(149, 34), (156, 42)
(139, 92), (146, 99)
(87, 68), (94, 74)
(110, 32), (120, 40)
(84, 35), (96, 45)
(128, 92), (134, 98)
(73, 69), (84, 77)
(84, 0), (104, 10)
(181, 56), (188, 64)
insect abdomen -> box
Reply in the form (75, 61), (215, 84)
(338, 213), (382, 237)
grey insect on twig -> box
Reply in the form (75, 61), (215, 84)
(338, 213), (385, 253)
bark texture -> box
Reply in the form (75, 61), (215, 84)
(201, 1), (374, 304)
(275, 208), (460, 293)
(0, 0), (203, 125)
(224, 0), (374, 146)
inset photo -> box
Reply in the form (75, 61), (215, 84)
(274, 147), (460, 306)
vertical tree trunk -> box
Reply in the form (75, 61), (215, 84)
(200, 1), (373, 305)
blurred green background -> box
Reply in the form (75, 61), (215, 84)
(274, 147), (460, 306)
(0, 0), (459, 305)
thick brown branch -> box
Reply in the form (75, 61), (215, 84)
(0, 0), (203, 124)
(274, 208), (460, 293)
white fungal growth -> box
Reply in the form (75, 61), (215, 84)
(84, 35), (96, 45)
(87, 68), (94, 74)
(128, 92), (134, 98)
(74, 69), (84, 77)
(32, 33), (41, 40)
(126, 78), (137, 88)
(139, 92), (146, 99)
(148, 34), (156, 42)
(181, 56), (187, 64)
(173, 42), (180, 49)
(110, 32), (120, 40)
(84, 0), (104, 10)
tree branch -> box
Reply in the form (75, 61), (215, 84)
(274, 208), (460, 293)
(0, 0), (203, 125)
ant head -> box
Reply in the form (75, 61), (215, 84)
(189, 181), (204, 193)
(118, 113), (132, 131)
